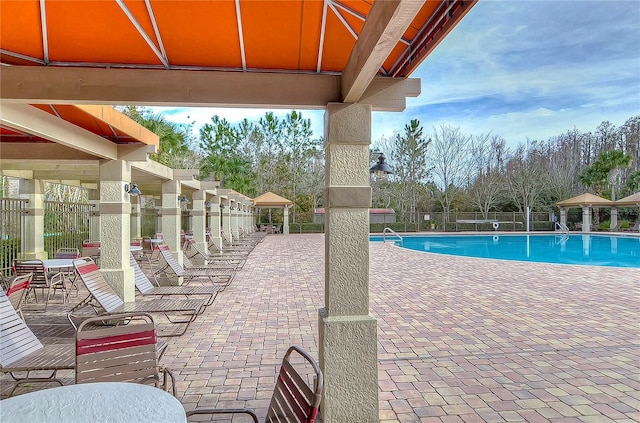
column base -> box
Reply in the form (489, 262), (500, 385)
(318, 308), (378, 423)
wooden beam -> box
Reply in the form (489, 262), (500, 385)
(0, 103), (118, 159)
(0, 66), (416, 111)
(341, 0), (424, 103)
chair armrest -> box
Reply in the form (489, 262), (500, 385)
(162, 366), (177, 397)
(49, 272), (65, 285)
(185, 408), (259, 422)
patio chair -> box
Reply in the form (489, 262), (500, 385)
(54, 247), (80, 259)
(186, 345), (323, 423)
(154, 245), (235, 288)
(75, 312), (176, 396)
(69, 257), (205, 337)
(55, 247), (81, 293)
(130, 254), (221, 308)
(13, 259), (67, 311)
(0, 289), (75, 397)
(6, 273), (32, 320)
(81, 239), (101, 261)
(623, 221), (640, 232)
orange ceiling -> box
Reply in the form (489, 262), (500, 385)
(0, 0), (475, 77)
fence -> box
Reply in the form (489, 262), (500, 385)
(43, 201), (94, 257)
(0, 198), (27, 270)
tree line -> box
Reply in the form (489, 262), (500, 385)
(120, 106), (639, 225)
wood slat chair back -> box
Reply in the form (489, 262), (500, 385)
(157, 245), (186, 277)
(81, 240), (101, 259)
(0, 289), (44, 368)
(55, 248), (80, 259)
(73, 257), (124, 313)
(130, 254), (158, 293)
(75, 312), (176, 396)
(186, 346), (323, 423)
(6, 273), (31, 320)
(0, 288), (74, 396)
(265, 346), (323, 423)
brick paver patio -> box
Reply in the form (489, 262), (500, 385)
(2, 233), (638, 422)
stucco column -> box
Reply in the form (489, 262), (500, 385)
(19, 179), (47, 259)
(582, 206), (590, 232)
(319, 102), (378, 422)
(610, 207), (618, 230)
(209, 201), (223, 250)
(192, 190), (207, 253)
(131, 197), (141, 239)
(161, 180), (183, 285)
(230, 202), (239, 238)
(89, 188), (100, 240)
(98, 160), (134, 301)
(560, 208), (567, 228)
(283, 206), (290, 235)
(222, 203), (232, 243)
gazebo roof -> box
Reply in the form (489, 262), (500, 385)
(557, 193), (614, 208)
(253, 192), (292, 207)
(615, 192), (640, 206)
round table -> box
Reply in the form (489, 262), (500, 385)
(42, 259), (75, 269)
(0, 382), (187, 423)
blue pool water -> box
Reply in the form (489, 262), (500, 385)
(370, 234), (640, 268)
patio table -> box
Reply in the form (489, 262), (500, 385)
(0, 382), (186, 423)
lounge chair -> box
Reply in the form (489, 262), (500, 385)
(13, 259), (67, 311)
(6, 273), (31, 320)
(130, 254), (221, 307)
(76, 312), (176, 396)
(154, 245), (235, 288)
(186, 345), (323, 423)
(0, 289), (75, 396)
(69, 257), (205, 337)
(623, 221), (640, 232)
(183, 238), (246, 269)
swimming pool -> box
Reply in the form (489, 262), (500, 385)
(370, 234), (640, 268)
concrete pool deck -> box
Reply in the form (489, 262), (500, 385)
(3, 233), (638, 422)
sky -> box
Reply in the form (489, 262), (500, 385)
(152, 0), (640, 149)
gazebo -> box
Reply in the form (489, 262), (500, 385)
(253, 192), (293, 235)
(614, 192), (640, 231)
(557, 193), (614, 232)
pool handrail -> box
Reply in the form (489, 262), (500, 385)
(554, 221), (569, 234)
(382, 227), (403, 243)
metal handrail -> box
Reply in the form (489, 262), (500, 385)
(382, 227), (403, 242)
(555, 222), (569, 234)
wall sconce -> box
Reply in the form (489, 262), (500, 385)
(369, 153), (393, 179)
(125, 183), (142, 195)
(220, 204), (226, 210)
(178, 195), (189, 204)
(205, 201), (212, 208)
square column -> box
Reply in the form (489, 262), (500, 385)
(192, 190), (207, 253)
(19, 179), (47, 259)
(88, 188), (101, 240)
(582, 206), (591, 232)
(98, 160), (134, 302)
(230, 202), (239, 238)
(161, 180), (183, 285)
(131, 198), (141, 239)
(208, 200), (223, 250)
(610, 207), (618, 230)
(283, 206), (290, 235)
(222, 203), (232, 243)
(319, 103), (378, 422)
